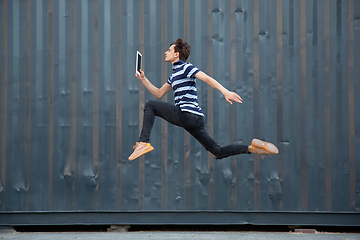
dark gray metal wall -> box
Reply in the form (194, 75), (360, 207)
(0, 0), (359, 225)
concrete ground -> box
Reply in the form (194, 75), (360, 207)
(1, 231), (360, 240)
(1, 226), (359, 240)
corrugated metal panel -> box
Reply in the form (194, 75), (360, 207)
(0, 0), (359, 223)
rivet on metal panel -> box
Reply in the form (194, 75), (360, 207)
(211, 8), (221, 13)
(269, 178), (282, 202)
(222, 169), (232, 184)
(258, 31), (268, 38)
(234, 8), (243, 13)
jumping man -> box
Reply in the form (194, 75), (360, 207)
(129, 38), (278, 161)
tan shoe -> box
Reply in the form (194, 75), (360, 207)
(128, 142), (154, 161)
(249, 139), (278, 159)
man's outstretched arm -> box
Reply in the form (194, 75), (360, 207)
(195, 71), (242, 105)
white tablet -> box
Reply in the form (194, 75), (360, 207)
(136, 51), (142, 76)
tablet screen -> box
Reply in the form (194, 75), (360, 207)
(136, 51), (142, 75)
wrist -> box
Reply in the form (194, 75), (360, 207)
(221, 88), (229, 95)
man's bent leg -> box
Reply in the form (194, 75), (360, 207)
(131, 100), (178, 160)
(139, 100), (185, 142)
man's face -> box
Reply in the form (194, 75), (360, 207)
(164, 45), (179, 63)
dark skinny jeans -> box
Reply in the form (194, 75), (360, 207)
(139, 100), (249, 159)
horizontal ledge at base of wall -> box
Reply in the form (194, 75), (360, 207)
(0, 211), (359, 226)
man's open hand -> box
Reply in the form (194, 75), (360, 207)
(224, 91), (242, 105)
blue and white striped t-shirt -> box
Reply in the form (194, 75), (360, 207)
(167, 60), (204, 116)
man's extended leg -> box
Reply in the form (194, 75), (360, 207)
(186, 117), (249, 159)
(187, 116), (278, 159)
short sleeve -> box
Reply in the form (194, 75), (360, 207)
(186, 64), (200, 78)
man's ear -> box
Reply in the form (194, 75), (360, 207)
(174, 52), (179, 58)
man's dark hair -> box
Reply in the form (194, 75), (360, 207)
(171, 38), (191, 61)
